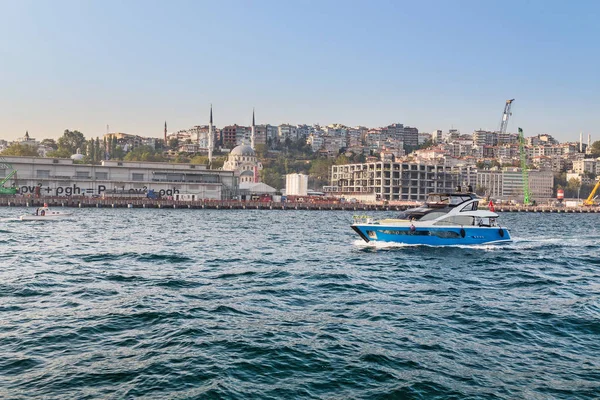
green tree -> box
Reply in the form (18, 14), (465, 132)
(566, 177), (581, 198)
(168, 138), (180, 149)
(57, 130), (86, 154)
(260, 167), (283, 190)
(590, 141), (600, 157)
(111, 137), (119, 158)
(1, 143), (40, 156)
(335, 154), (349, 165)
(210, 158), (224, 169)
(190, 155), (209, 165)
(95, 137), (102, 161)
(46, 148), (72, 158)
(88, 138), (95, 162)
(40, 138), (58, 150)
(172, 153), (189, 163)
(309, 158), (334, 188)
(255, 144), (268, 159)
(124, 145), (166, 162)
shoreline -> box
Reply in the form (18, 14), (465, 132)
(1, 197), (599, 213)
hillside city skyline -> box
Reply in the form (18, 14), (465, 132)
(0, 115), (592, 145)
(1, 1), (598, 142)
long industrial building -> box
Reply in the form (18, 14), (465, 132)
(0, 156), (238, 199)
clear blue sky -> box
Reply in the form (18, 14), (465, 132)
(1, 0), (598, 142)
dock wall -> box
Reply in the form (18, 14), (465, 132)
(1, 197), (599, 213)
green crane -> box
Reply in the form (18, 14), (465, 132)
(518, 128), (531, 205)
(0, 157), (18, 195)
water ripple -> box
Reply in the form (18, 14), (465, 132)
(0, 210), (599, 398)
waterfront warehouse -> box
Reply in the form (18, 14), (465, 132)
(0, 156), (238, 199)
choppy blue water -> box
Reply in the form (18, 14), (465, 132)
(1, 208), (599, 399)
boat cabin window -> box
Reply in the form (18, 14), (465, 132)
(460, 201), (479, 211)
(476, 217), (498, 227)
(433, 216), (475, 226)
(418, 211), (448, 221)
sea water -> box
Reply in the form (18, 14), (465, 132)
(1, 209), (599, 399)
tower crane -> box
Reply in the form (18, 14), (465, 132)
(518, 128), (531, 205)
(0, 157), (18, 195)
(499, 99), (515, 134)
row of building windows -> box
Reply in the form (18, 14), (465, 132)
(34, 170), (140, 181)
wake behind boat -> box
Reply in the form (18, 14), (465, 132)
(352, 190), (511, 246)
(19, 205), (73, 221)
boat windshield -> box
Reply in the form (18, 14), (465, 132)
(425, 194), (474, 207)
(425, 195), (449, 206)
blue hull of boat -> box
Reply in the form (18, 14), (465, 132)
(352, 225), (511, 246)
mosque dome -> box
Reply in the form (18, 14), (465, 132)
(230, 145), (255, 157)
(71, 148), (84, 161)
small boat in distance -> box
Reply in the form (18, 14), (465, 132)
(19, 204), (73, 221)
(352, 191), (511, 246)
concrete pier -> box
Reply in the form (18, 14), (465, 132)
(0, 196), (599, 213)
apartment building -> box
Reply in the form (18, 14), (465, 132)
(331, 161), (458, 202)
(476, 168), (554, 202)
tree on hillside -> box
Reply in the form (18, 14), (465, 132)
(168, 138), (180, 149)
(0, 143), (40, 157)
(309, 158), (334, 189)
(260, 167), (283, 190)
(40, 139), (58, 150)
(124, 145), (166, 162)
(190, 155), (209, 165)
(95, 137), (103, 161)
(210, 159), (224, 169)
(566, 177), (582, 198)
(88, 138), (95, 162)
(57, 130), (86, 155)
(255, 144), (268, 159)
(335, 154), (350, 165)
(590, 141), (600, 158)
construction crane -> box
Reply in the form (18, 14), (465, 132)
(518, 128), (531, 205)
(0, 157), (18, 195)
(584, 180), (600, 206)
(499, 99), (515, 134)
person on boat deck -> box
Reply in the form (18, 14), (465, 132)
(35, 208), (39, 216)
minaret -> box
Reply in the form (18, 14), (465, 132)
(164, 121), (167, 144)
(588, 133), (591, 150)
(208, 105), (214, 166)
(580, 132), (583, 152)
(251, 108), (256, 150)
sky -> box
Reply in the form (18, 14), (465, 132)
(0, 0), (598, 142)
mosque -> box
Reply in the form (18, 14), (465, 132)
(222, 109), (263, 183)
(221, 109), (276, 197)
